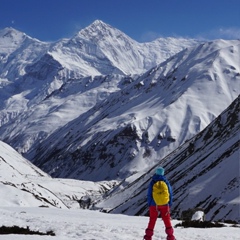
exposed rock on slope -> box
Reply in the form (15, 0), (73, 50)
(94, 95), (240, 223)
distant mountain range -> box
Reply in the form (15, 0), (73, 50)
(0, 20), (239, 222)
(0, 20), (199, 78)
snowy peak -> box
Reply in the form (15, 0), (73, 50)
(0, 27), (26, 40)
(78, 20), (130, 43)
(82, 19), (112, 33)
(0, 27), (42, 50)
(92, 19), (110, 27)
(72, 20), (139, 74)
(0, 27), (27, 54)
(70, 20), (201, 75)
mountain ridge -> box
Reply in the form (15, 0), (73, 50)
(19, 40), (239, 182)
(0, 20), (200, 79)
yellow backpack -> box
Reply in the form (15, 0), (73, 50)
(152, 180), (169, 205)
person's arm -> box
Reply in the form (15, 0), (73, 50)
(147, 180), (154, 206)
(166, 179), (173, 207)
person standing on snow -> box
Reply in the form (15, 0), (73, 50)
(143, 167), (176, 240)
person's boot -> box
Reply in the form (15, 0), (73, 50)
(143, 228), (153, 240)
(165, 227), (175, 240)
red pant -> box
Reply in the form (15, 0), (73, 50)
(147, 205), (172, 230)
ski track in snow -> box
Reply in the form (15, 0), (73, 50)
(0, 207), (239, 240)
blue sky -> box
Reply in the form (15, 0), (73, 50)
(0, 0), (240, 42)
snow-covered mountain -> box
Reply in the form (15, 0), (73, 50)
(0, 140), (117, 208)
(94, 95), (240, 223)
(0, 20), (200, 153)
(0, 20), (199, 79)
(65, 20), (199, 75)
(15, 39), (239, 182)
(0, 20), (239, 223)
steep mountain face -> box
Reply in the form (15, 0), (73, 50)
(0, 140), (117, 208)
(24, 40), (240, 182)
(94, 95), (240, 223)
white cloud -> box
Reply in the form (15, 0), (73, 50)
(140, 27), (240, 42)
(218, 27), (240, 39)
(197, 27), (240, 40)
(140, 31), (164, 42)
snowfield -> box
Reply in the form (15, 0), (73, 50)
(0, 207), (239, 240)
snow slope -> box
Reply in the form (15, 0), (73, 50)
(0, 140), (117, 209)
(94, 95), (240, 223)
(0, 207), (239, 240)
